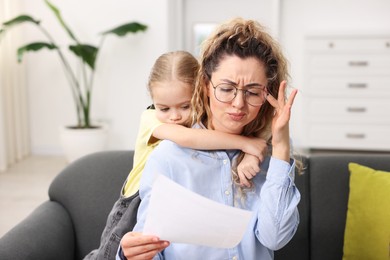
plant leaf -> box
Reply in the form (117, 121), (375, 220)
(17, 42), (57, 62)
(69, 44), (98, 70)
(1, 15), (40, 39)
(2, 15), (40, 27)
(102, 22), (148, 37)
(44, 0), (78, 42)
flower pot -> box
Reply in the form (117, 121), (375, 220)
(60, 125), (108, 163)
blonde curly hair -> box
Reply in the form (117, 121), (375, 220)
(189, 17), (291, 193)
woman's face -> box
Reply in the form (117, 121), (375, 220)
(208, 55), (267, 134)
(152, 80), (192, 125)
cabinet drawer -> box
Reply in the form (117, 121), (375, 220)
(308, 54), (390, 75)
(308, 125), (390, 151)
(306, 37), (390, 52)
(307, 98), (390, 123)
(307, 76), (390, 97)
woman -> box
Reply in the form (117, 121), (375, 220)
(118, 17), (300, 260)
(84, 50), (266, 259)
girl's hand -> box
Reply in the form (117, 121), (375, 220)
(241, 137), (267, 161)
(237, 153), (260, 187)
(266, 81), (298, 162)
(120, 232), (170, 260)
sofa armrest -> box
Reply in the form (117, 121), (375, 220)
(0, 201), (75, 260)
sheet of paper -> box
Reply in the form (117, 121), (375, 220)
(143, 174), (253, 248)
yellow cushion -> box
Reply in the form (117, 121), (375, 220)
(343, 163), (390, 260)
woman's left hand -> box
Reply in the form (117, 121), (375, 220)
(266, 80), (298, 162)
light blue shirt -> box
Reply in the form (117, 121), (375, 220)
(124, 138), (300, 260)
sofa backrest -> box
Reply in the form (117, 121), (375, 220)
(48, 150), (134, 260)
(308, 153), (390, 260)
(46, 150), (390, 260)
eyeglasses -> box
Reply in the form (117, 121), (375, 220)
(209, 80), (268, 107)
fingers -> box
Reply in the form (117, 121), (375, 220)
(286, 88), (298, 107)
(239, 175), (252, 188)
(237, 165), (260, 188)
(266, 81), (298, 111)
(277, 80), (288, 106)
(238, 170), (253, 188)
(282, 88), (297, 122)
(265, 90), (278, 108)
(121, 232), (170, 260)
(266, 80), (286, 109)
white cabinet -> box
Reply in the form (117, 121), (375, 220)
(304, 36), (390, 151)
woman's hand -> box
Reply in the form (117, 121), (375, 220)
(120, 232), (170, 260)
(237, 153), (260, 187)
(266, 81), (298, 162)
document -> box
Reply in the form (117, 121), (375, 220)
(143, 174), (253, 248)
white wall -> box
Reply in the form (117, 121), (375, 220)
(181, 0), (280, 54)
(19, 0), (171, 154)
(11, 0), (390, 155)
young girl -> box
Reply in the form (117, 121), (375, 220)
(124, 50), (267, 197)
(84, 50), (267, 259)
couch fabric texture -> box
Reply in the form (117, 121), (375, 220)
(0, 150), (389, 260)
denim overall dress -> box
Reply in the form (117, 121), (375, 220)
(83, 181), (141, 260)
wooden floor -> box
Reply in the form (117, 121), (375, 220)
(0, 155), (67, 237)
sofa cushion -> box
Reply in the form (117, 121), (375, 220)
(343, 163), (390, 260)
(309, 153), (390, 260)
(48, 150), (134, 259)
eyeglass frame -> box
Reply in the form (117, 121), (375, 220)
(208, 79), (268, 107)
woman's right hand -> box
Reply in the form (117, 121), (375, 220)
(266, 81), (298, 162)
(120, 232), (170, 260)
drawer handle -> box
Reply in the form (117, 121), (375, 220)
(346, 133), (366, 139)
(348, 61), (368, 67)
(348, 83), (367, 89)
(347, 107), (366, 113)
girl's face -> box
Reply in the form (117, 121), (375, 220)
(208, 55), (267, 134)
(152, 80), (192, 125)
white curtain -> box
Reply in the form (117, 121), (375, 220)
(0, 0), (30, 171)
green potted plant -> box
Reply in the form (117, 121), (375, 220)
(0, 0), (147, 161)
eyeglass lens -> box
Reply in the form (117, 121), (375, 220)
(214, 83), (266, 106)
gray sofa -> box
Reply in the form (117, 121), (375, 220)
(0, 150), (389, 260)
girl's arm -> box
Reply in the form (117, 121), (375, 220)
(153, 124), (266, 160)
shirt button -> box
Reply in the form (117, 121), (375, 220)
(232, 256), (238, 260)
(225, 190), (230, 196)
(223, 159), (228, 164)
